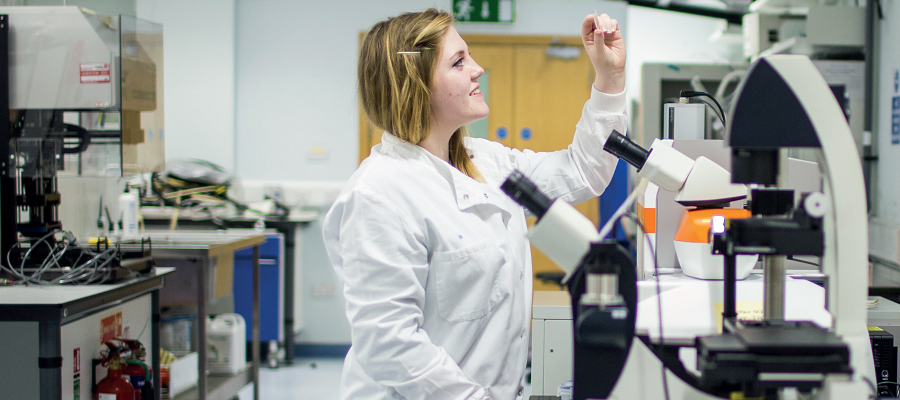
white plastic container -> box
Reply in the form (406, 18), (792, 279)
(207, 313), (246, 374)
(558, 380), (573, 400)
(168, 352), (198, 397)
(118, 189), (139, 238)
(160, 315), (194, 352)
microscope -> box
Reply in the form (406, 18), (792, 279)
(502, 55), (873, 400)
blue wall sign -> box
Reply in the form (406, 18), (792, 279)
(892, 96), (900, 145)
(894, 69), (900, 146)
(894, 69), (899, 93)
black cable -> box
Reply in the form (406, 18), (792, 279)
(694, 97), (723, 123)
(861, 375), (880, 399)
(679, 90), (727, 128)
(787, 255), (820, 267)
(694, 97), (726, 138)
(0, 229), (122, 285)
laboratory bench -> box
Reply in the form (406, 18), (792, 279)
(531, 270), (900, 398)
(0, 267), (173, 400)
(141, 207), (317, 366)
(143, 230), (266, 400)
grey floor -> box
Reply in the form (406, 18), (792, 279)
(237, 358), (344, 399)
(237, 357), (533, 399)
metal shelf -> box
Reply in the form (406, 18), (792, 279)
(173, 366), (253, 400)
(149, 232), (265, 400)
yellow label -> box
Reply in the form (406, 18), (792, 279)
(730, 392), (763, 400)
(713, 301), (764, 333)
(868, 326), (885, 332)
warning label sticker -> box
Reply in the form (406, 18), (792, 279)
(80, 63), (110, 84)
(73, 348), (80, 373)
(100, 311), (122, 344)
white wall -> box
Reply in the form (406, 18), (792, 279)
(136, 0), (236, 171)
(625, 6), (743, 108)
(233, 0), (627, 184)
(133, 0), (734, 185)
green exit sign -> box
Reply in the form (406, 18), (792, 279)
(453, 0), (515, 23)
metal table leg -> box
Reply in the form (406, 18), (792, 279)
(253, 245), (260, 400)
(197, 257), (207, 400)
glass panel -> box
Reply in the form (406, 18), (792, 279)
(468, 71), (489, 139)
(120, 15), (165, 176)
(2, 9), (164, 178)
(63, 111), (124, 176)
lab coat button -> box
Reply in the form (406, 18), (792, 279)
(463, 194), (469, 200)
(517, 388), (523, 396)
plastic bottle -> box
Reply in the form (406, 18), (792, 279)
(558, 380), (573, 400)
(207, 313), (247, 374)
(119, 188), (139, 239)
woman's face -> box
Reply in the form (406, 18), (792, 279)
(430, 26), (488, 132)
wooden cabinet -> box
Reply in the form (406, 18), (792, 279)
(358, 34), (599, 292)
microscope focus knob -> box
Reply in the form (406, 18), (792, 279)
(803, 192), (828, 218)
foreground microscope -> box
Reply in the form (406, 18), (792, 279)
(502, 55), (873, 400)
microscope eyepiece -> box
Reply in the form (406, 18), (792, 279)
(603, 130), (649, 171)
(501, 170), (554, 219)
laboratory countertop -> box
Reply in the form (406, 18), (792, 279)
(867, 295), (900, 323)
(140, 206), (318, 223)
(533, 269), (849, 344)
(0, 267), (174, 322)
(135, 230), (266, 258)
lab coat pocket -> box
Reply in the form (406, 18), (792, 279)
(432, 240), (504, 323)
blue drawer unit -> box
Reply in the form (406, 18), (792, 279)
(233, 233), (284, 343)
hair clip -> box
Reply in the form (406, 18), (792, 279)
(397, 51), (421, 55)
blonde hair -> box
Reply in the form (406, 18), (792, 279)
(358, 9), (483, 182)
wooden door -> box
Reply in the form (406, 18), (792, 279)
(468, 43), (514, 147)
(358, 31), (384, 163)
(508, 39), (598, 291)
(358, 109), (382, 163)
(358, 34), (600, 292)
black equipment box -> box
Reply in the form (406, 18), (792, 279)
(869, 326), (898, 385)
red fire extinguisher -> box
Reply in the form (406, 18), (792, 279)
(95, 341), (135, 400)
(122, 340), (152, 400)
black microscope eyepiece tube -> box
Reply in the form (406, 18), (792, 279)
(501, 170), (554, 219)
(603, 130), (650, 171)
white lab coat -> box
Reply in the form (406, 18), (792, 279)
(323, 87), (626, 400)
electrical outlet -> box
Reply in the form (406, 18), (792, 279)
(307, 147), (328, 161)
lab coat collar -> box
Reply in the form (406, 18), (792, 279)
(379, 133), (513, 225)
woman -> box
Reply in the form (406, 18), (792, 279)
(324, 8), (626, 399)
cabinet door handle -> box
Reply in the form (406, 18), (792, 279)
(259, 259), (277, 265)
